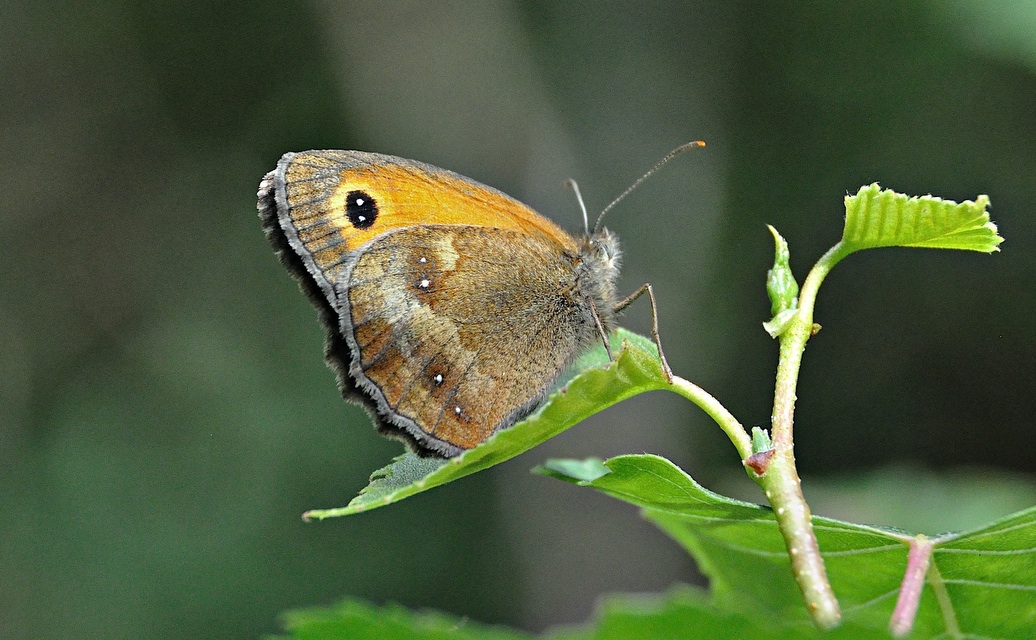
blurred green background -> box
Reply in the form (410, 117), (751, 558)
(3, 1), (1035, 638)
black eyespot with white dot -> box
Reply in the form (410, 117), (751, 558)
(345, 190), (377, 229)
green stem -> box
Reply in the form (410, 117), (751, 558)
(757, 241), (853, 630)
(669, 241), (854, 629)
(670, 376), (752, 460)
(769, 241), (851, 450)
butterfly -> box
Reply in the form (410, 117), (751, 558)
(258, 145), (698, 456)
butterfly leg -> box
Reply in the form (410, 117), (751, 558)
(613, 283), (673, 383)
(590, 301), (615, 362)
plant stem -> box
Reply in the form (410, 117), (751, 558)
(670, 376), (753, 460)
(890, 535), (934, 637)
(670, 355), (841, 627)
(671, 241), (854, 629)
(757, 241), (853, 630)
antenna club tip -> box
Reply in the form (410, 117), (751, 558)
(666, 140), (706, 159)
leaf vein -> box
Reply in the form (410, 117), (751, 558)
(942, 578), (1036, 592)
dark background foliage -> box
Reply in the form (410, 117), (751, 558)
(2, 2), (1034, 638)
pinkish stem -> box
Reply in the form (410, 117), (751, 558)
(890, 535), (934, 637)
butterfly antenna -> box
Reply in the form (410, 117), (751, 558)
(593, 140), (705, 234)
(565, 178), (591, 234)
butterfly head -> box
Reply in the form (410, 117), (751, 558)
(575, 227), (622, 327)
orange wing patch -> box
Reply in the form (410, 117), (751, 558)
(276, 151), (578, 291)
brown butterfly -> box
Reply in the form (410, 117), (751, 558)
(258, 146), (697, 457)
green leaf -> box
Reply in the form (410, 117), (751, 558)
(303, 329), (669, 520)
(276, 461), (1036, 638)
(545, 454), (1036, 638)
(271, 587), (887, 640)
(547, 587), (889, 640)
(842, 183), (1001, 253)
(535, 457), (611, 483)
(271, 599), (532, 640)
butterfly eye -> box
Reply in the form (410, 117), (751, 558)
(345, 190), (378, 229)
(589, 238), (610, 260)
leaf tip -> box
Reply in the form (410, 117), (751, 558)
(534, 457), (611, 483)
(843, 184), (1003, 253)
